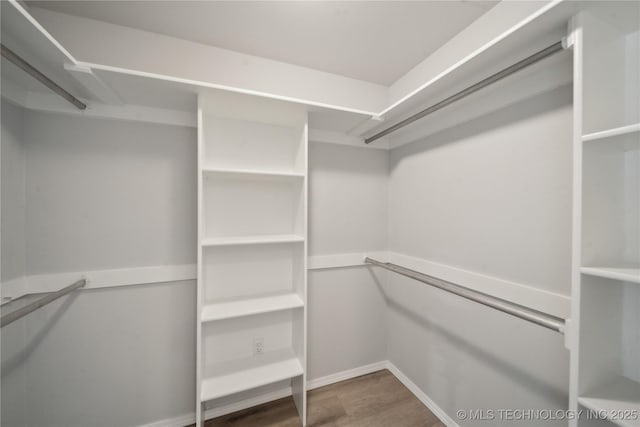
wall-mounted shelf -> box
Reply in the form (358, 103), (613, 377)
(201, 293), (304, 323)
(201, 234), (304, 247)
(583, 123), (640, 142)
(581, 267), (640, 284)
(203, 167), (305, 180)
(578, 376), (640, 427)
(201, 348), (304, 402)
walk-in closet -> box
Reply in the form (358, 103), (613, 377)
(1, 1), (638, 426)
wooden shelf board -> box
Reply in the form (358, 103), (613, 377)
(581, 267), (640, 284)
(579, 377), (640, 427)
(582, 123), (640, 142)
(200, 349), (303, 402)
(203, 167), (304, 180)
(202, 234), (304, 247)
(201, 293), (303, 322)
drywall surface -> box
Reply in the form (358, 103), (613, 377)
(1, 100), (26, 284)
(1, 316), (27, 427)
(23, 111), (197, 274)
(388, 86), (573, 295)
(309, 142), (388, 255)
(1, 100), (27, 427)
(24, 280), (196, 427)
(308, 267), (386, 380)
(307, 142), (388, 378)
(385, 77), (573, 425)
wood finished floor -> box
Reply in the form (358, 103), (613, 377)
(199, 370), (443, 427)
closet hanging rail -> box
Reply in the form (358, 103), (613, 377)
(365, 41), (565, 144)
(0, 279), (87, 328)
(364, 257), (565, 334)
(1, 43), (87, 110)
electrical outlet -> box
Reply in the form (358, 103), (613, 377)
(253, 337), (264, 356)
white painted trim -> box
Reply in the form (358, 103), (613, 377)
(24, 264), (196, 296)
(307, 361), (388, 390)
(381, 252), (571, 319)
(308, 252), (388, 270)
(386, 362), (460, 427)
(137, 412), (195, 427)
(308, 129), (388, 150)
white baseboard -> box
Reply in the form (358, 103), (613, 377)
(386, 362), (459, 427)
(204, 387), (293, 420)
(138, 362), (386, 427)
(307, 360), (389, 390)
(138, 360), (458, 427)
(138, 412), (195, 427)
(140, 387), (294, 427)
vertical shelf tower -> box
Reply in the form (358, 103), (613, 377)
(570, 2), (640, 427)
(196, 91), (308, 426)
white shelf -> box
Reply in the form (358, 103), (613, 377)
(203, 167), (304, 180)
(583, 123), (640, 142)
(200, 349), (303, 402)
(579, 377), (640, 427)
(202, 234), (304, 247)
(201, 293), (304, 322)
(581, 267), (640, 284)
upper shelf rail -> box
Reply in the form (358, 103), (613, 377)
(1, 43), (87, 110)
(365, 257), (565, 334)
(0, 279), (87, 328)
(364, 40), (566, 144)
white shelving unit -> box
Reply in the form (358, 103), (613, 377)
(196, 91), (308, 426)
(570, 3), (640, 426)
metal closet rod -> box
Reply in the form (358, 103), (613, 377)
(1, 43), (87, 110)
(365, 40), (565, 144)
(0, 279), (87, 328)
(365, 257), (565, 334)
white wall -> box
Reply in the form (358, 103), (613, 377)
(308, 142), (388, 256)
(23, 111), (197, 274)
(384, 78), (573, 425)
(308, 142), (388, 379)
(1, 100), (26, 284)
(2, 110), (198, 427)
(1, 100), (28, 427)
(23, 281), (196, 427)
